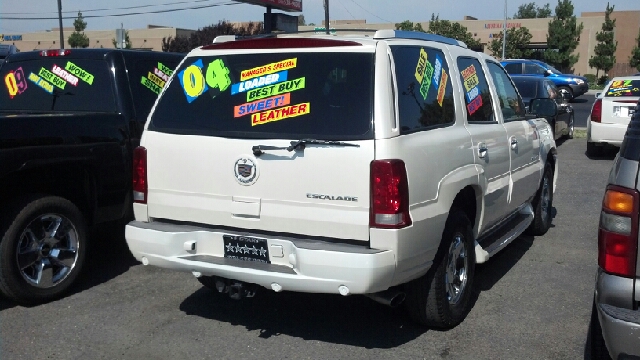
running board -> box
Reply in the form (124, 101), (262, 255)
(475, 204), (534, 264)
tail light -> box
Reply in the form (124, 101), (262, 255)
(598, 185), (639, 277)
(132, 146), (147, 204)
(370, 160), (412, 228)
(40, 49), (71, 57)
(591, 98), (602, 123)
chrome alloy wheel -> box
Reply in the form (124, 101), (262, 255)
(445, 233), (468, 305)
(541, 174), (551, 224)
(16, 214), (79, 288)
(569, 116), (574, 138)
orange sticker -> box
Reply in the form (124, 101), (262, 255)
(234, 93), (290, 118)
(437, 70), (448, 106)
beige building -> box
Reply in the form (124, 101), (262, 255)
(1, 10), (638, 76)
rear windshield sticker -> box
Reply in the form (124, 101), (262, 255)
(432, 55), (442, 88)
(251, 102), (310, 126)
(4, 67), (27, 98)
(415, 48), (428, 83)
(157, 62), (174, 78)
(231, 70), (288, 95)
(466, 86), (480, 102)
(461, 65), (480, 95)
(28, 72), (54, 94)
(467, 94), (483, 115)
(241, 58), (297, 81)
(234, 93), (290, 118)
(52, 64), (79, 86)
(437, 70), (448, 106)
(178, 59), (208, 103)
(610, 80), (632, 89)
(246, 77), (305, 102)
(419, 61), (434, 100)
(65, 61), (94, 85)
(38, 67), (66, 90)
(141, 74), (163, 94)
(205, 59), (231, 95)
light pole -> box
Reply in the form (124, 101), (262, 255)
(324, 0), (330, 35)
(501, 0), (507, 59)
(57, 0), (64, 49)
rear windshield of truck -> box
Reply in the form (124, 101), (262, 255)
(1, 58), (115, 112)
(148, 52), (374, 140)
(605, 79), (640, 97)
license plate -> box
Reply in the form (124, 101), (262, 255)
(223, 235), (270, 263)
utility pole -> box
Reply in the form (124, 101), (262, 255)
(324, 0), (330, 35)
(57, 0), (64, 49)
(501, 0), (507, 59)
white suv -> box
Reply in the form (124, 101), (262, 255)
(126, 30), (558, 328)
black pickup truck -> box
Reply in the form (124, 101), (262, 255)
(0, 49), (183, 303)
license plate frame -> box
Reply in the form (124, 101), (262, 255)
(223, 234), (270, 263)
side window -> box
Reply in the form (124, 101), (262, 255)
(127, 59), (179, 121)
(457, 57), (494, 122)
(545, 81), (562, 104)
(486, 61), (526, 122)
(503, 63), (522, 74)
(524, 63), (546, 75)
(390, 45), (455, 133)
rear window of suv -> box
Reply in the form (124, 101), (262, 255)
(605, 79), (640, 97)
(1, 58), (116, 112)
(148, 52), (374, 140)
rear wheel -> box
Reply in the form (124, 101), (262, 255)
(558, 86), (573, 101)
(0, 196), (87, 304)
(565, 115), (574, 139)
(587, 141), (604, 157)
(405, 209), (475, 328)
(526, 163), (553, 236)
(590, 300), (612, 359)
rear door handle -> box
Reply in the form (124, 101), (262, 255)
(478, 142), (488, 159)
(510, 136), (518, 150)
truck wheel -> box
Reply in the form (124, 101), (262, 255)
(587, 141), (603, 157)
(590, 300), (612, 360)
(566, 115), (574, 139)
(197, 275), (220, 291)
(558, 86), (573, 101)
(0, 196), (87, 304)
(405, 208), (475, 328)
(526, 163), (553, 236)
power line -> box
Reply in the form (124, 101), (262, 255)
(346, 0), (392, 23)
(0, 2), (240, 20)
(336, 2), (356, 20)
(0, 0), (220, 15)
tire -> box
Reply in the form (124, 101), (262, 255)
(526, 163), (553, 236)
(404, 208), (476, 328)
(587, 141), (604, 157)
(566, 115), (574, 139)
(0, 195), (87, 304)
(558, 86), (573, 101)
(197, 275), (221, 291)
(590, 300), (612, 360)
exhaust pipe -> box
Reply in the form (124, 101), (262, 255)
(213, 278), (257, 299)
(365, 288), (406, 308)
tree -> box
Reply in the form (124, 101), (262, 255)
(298, 15), (306, 26)
(427, 14), (482, 50)
(162, 20), (263, 53)
(544, 0), (583, 73)
(588, 3), (617, 79)
(514, 2), (552, 19)
(630, 28), (640, 72)
(112, 30), (132, 49)
(67, 11), (89, 48)
(488, 27), (534, 59)
(395, 20), (424, 32)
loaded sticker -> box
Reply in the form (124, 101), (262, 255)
(38, 67), (66, 90)
(467, 94), (483, 115)
(52, 64), (79, 86)
(461, 65), (479, 93)
(65, 61), (94, 85)
(437, 70), (448, 106)
(241, 58), (297, 81)
(432, 55), (442, 88)
(28, 72), (54, 94)
(178, 58), (230, 102)
(251, 102), (310, 126)
(231, 71), (288, 95)
(246, 77), (305, 102)
(234, 93), (290, 118)
(4, 67), (27, 98)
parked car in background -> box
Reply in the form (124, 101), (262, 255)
(590, 97), (640, 359)
(501, 59), (589, 101)
(511, 75), (574, 140)
(0, 44), (18, 64)
(587, 76), (640, 157)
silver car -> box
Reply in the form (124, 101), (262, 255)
(591, 98), (640, 359)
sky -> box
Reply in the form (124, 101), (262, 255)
(0, 0), (638, 34)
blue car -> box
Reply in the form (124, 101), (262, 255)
(501, 59), (589, 100)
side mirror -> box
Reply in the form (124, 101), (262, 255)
(529, 98), (558, 117)
(544, 69), (552, 77)
(595, 92), (602, 98)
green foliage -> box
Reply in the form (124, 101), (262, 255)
(112, 30), (132, 49)
(588, 2), (617, 77)
(427, 14), (481, 50)
(488, 27), (533, 59)
(68, 12), (89, 48)
(395, 20), (424, 32)
(514, 2), (552, 19)
(162, 20), (263, 53)
(630, 28), (640, 71)
(584, 73), (596, 84)
(544, 0), (583, 73)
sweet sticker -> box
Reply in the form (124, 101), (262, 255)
(246, 77), (305, 102)
(38, 68), (66, 90)
(241, 58), (297, 81)
(234, 93), (290, 118)
(4, 67), (27, 98)
(28, 72), (54, 94)
(467, 94), (483, 115)
(415, 48), (428, 83)
(231, 71), (288, 95)
(52, 64), (79, 86)
(432, 55), (442, 88)
(65, 61), (94, 85)
(437, 70), (448, 106)
(251, 102), (310, 126)
(419, 61), (435, 100)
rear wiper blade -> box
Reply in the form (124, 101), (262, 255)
(252, 139), (359, 157)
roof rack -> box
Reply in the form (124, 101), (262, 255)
(373, 30), (468, 48)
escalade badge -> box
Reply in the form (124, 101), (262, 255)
(234, 157), (259, 186)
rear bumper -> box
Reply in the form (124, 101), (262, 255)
(125, 221), (397, 295)
(588, 121), (627, 146)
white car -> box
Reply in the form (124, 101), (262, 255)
(587, 76), (640, 156)
(125, 30), (558, 328)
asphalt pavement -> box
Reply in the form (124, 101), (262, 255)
(571, 92), (596, 128)
(0, 135), (618, 360)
